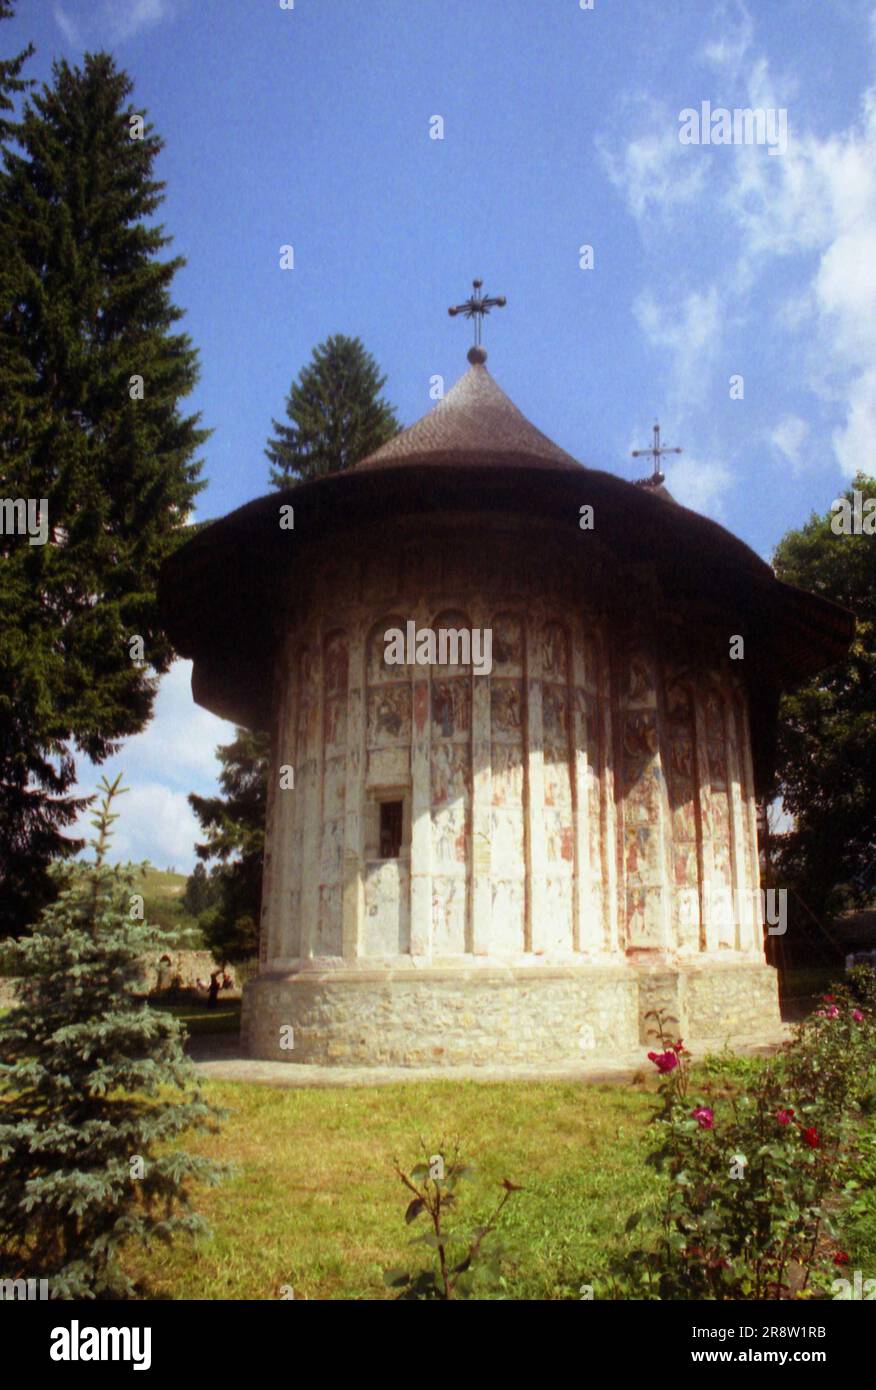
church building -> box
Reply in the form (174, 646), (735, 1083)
(159, 301), (852, 1066)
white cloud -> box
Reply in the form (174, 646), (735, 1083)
(108, 0), (170, 43)
(726, 90), (876, 475)
(832, 367), (876, 479)
(53, 4), (82, 46)
(599, 99), (706, 223)
(634, 286), (723, 408)
(768, 414), (809, 470)
(664, 454), (733, 519)
(54, 0), (175, 47)
(701, 3), (754, 79)
(73, 660), (235, 871)
(604, 4), (876, 479)
(116, 659), (235, 788)
(95, 782), (202, 871)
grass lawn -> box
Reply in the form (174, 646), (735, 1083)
(122, 1041), (876, 1301)
(125, 1076), (662, 1300)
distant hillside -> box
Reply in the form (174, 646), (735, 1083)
(133, 865), (205, 947)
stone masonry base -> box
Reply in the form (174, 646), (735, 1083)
(241, 959), (781, 1067)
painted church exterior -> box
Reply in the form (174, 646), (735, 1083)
(160, 350), (852, 1065)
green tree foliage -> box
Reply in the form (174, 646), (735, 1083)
(0, 2), (33, 142)
(188, 730), (269, 965)
(771, 473), (876, 920)
(191, 337), (399, 957)
(265, 333), (399, 486)
(0, 51), (207, 936)
(181, 861), (216, 919)
(0, 777), (224, 1299)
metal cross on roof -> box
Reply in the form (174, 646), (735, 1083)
(631, 421), (682, 486)
(448, 278), (507, 348)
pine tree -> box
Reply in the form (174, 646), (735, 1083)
(189, 730), (269, 965)
(0, 2), (33, 143)
(0, 776), (224, 1299)
(771, 472), (876, 922)
(181, 861), (216, 919)
(0, 52), (207, 934)
(265, 333), (399, 486)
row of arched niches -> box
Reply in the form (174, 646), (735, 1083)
(273, 605), (762, 964)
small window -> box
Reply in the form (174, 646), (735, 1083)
(379, 800), (403, 859)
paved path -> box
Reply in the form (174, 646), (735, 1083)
(187, 1027), (793, 1088)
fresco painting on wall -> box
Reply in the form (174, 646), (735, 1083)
(621, 655), (664, 947)
(542, 622), (568, 682)
(491, 680), (523, 736)
(628, 655), (653, 703)
(362, 859), (411, 956)
(544, 874), (573, 953)
(323, 632), (348, 759)
(541, 621), (573, 944)
(493, 614), (524, 671)
(317, 882), (343, 956)
(491, 876), (525, 953)
(666, 679), (702, 952)
(368, 616), (410, 684)
(432, 679), (471, 738)
(490, 616), (526, 950)
(432, 876), (467, 955)
(367, 684), (412, 745)
(491, 741), (523, 805)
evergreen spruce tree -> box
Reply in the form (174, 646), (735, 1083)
(0, 52), (207, 936)
(0, 2), (33, 143)
(265, 333), (399, 486)
(181, 861), (216, 919)
(204, 338), (398, 949)
(771, 472), (876, 921)
(188, 730), (268, 965)
(0, 776), (224, 1299)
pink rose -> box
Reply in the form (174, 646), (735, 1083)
(691, 1106), (714, 1130)
(647, 1049), (679, 1074)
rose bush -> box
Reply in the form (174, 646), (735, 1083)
(605, 976), (876, 1300)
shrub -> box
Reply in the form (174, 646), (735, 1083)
(606, 1003), (872, 1300)
(384, 1141), (522, 1299)
(0, 776), (225, 1298)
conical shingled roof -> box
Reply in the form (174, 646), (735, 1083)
(355, 357), (581, 472)
(158, 350), (854, 792)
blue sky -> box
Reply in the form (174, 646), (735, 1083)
(7, 0), (876, 868)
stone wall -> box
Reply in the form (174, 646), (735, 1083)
(0, 950), (238, 1008)
(242, 959), (780, 1066)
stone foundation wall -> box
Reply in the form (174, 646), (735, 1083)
(242, 965), (639, 1066)
(684, 961), (782, 1037)
(0, 950), (238, 1008)
(242, 959), (781, 1066)
(635, 960), (782, 1044)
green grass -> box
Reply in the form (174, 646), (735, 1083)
(125, 1077), (662, 1300)
(122, 1050), (876, 1301)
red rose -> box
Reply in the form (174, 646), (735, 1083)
(776, 1108), (795, 1125)
(833, 1251), (850, 1266)
(647, 1049), (679, 1074)
(691, 1106), (714, 1130)
(802, 1127), (820, 1149)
